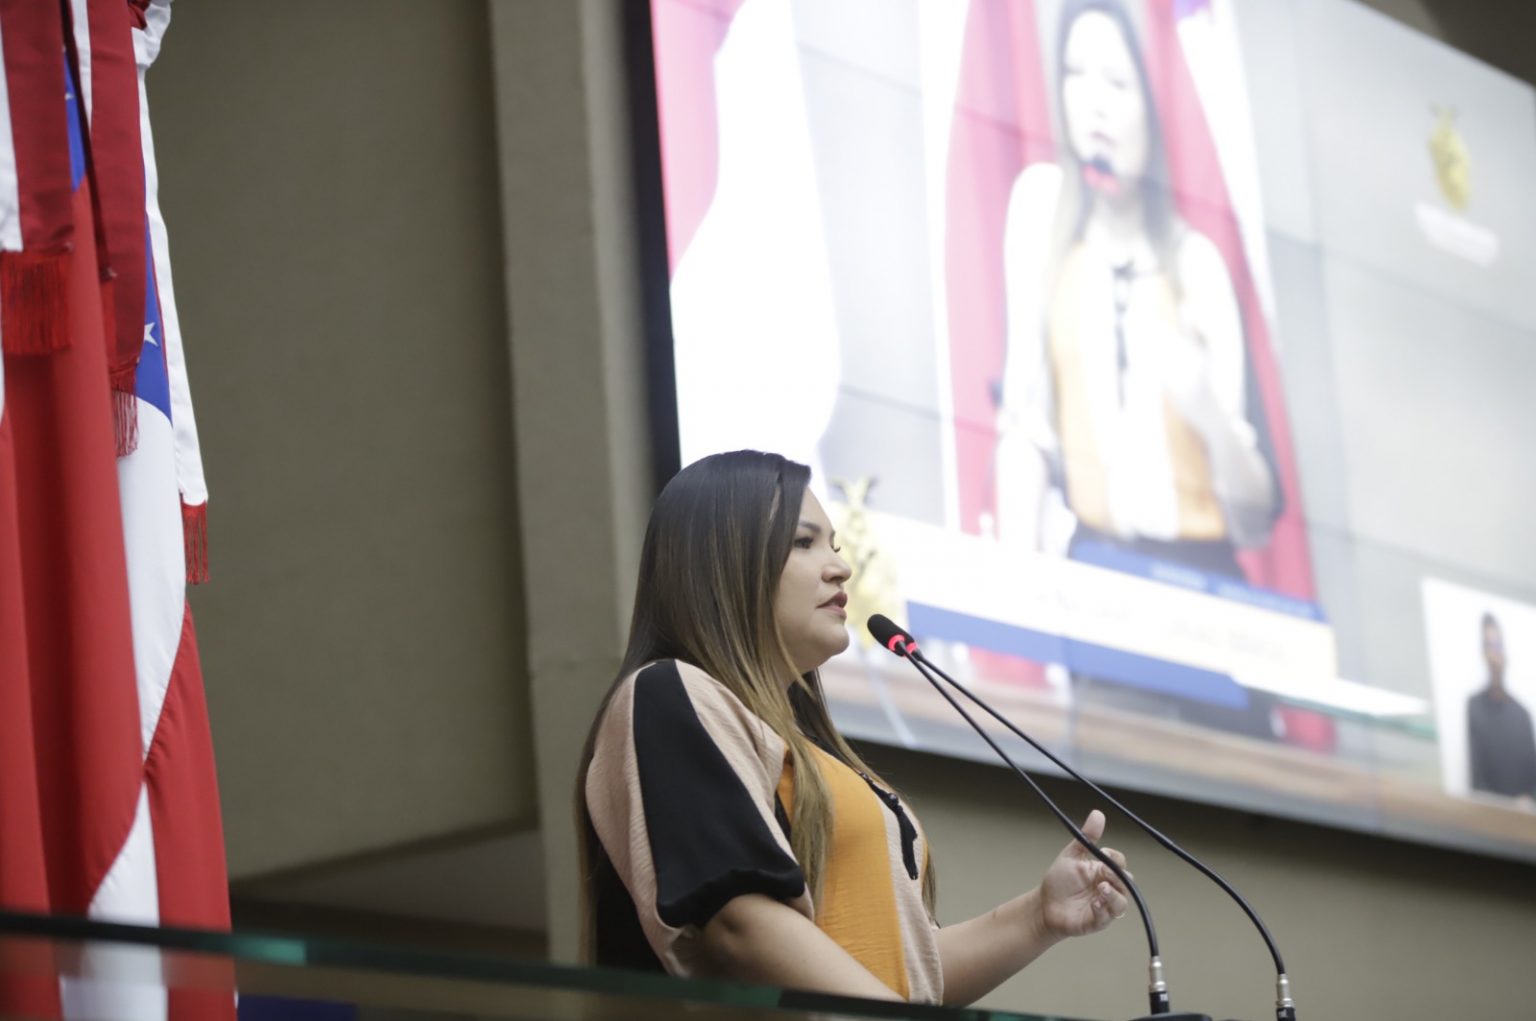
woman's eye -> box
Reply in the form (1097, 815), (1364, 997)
(794, 536), (814, 549)
(831, 544), (843, 555)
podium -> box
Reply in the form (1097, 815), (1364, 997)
(0, 910), (1081, 1021)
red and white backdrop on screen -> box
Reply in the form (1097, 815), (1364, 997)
(649, 0), (1333, 749)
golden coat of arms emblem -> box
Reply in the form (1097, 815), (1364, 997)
(1429, 106), (1470, 212)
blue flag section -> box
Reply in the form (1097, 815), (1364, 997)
(136, 231), (172, 419)
(65, 57), (84, 189)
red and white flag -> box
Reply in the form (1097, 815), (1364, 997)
(0, 1), (231, 1017)
(1, 13), (147, 1016)
(0, 7), (65, 1012)
(130, 5), (233, 1017)
(0, 267), (64, 1021)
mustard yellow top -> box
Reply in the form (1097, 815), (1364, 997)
(1048, 243), (1227, 540)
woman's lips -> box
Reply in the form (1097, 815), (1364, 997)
(820, 592), (848, 617)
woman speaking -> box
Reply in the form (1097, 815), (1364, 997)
(577, 450), (1130, 1005)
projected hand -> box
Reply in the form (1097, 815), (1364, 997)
(1158, 320), (1221, 433)
(1038, 810), (1131, 938)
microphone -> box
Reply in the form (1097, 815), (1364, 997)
(869, 618), (1184, 1017)
(868, 614), (1295, 1021)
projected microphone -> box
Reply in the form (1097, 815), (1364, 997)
(868, 614), (1296, 1021)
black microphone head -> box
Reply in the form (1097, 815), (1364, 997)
(867, 614), (919, 658)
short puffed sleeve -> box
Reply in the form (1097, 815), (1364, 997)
(585, 660), (814, 974)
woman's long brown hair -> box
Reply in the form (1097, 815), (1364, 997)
(575, 450), (934, 963)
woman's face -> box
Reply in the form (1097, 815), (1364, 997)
(774, 490), (852, 676)
(1060, 9), (1150, 190)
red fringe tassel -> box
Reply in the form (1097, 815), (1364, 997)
(101, 273), (140, 457)
(0, 249), (73, 355)
(182, 500), (209, 584)
(111, 378), (139, 457)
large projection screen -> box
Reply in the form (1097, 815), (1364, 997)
(642, 0), (1536, 863)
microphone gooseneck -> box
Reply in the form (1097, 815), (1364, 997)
(869, 615), (1173, 1015)
(867, 614), (1297, 1021)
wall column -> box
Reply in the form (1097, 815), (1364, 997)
(489, 0), (653, 962)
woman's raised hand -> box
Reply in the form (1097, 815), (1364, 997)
(932, 808), (1133, 1004)
(1036, 809), (1132, 938)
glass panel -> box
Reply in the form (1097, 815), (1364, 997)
(0, 911), (1077, 1021)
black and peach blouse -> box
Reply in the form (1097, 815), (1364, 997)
(585, 659), (943, 1003)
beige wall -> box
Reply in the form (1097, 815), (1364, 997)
(149, 2), (1535, 1019)
(156, 1), (535, 879)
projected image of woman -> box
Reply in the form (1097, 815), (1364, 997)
(994, 0), (1278, 575)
